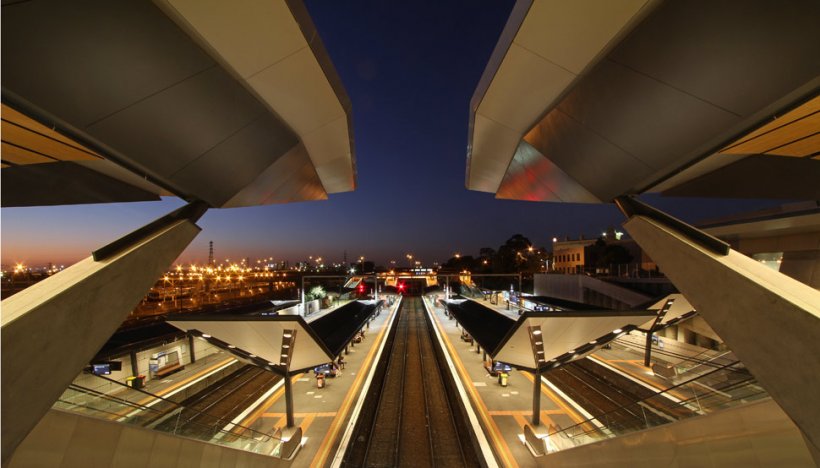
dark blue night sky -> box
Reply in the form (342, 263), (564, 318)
(1, 1), (781, 267)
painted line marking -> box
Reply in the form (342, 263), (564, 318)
(425, 296), (506, 468)
(117, 357), (237, 421)
(325, 297), (402, 468)
(234, 373), (303, 434)
(222, 379), (284, 432)
(488, 410), (565, 416)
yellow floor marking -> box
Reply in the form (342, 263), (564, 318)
(300, 413), (317, 434)
(593, 355), (689, 400)
(520, 371), (589, 429)
(234, 373), (303, 433)
(273, 416), (287, 432)
(262, 412), (337, 418)
(488, 409), (564, 416)
(512, 413), (530, 432)
(153, 357), (236, 398)
(429, 303), (518, 468)
(110, 357), (236, 420)
(310, 302), (398, 467)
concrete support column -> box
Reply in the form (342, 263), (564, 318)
(643, 330), (654, 367)
(284, 373), (294, 428)
(188, 334), (196, 364)
(1, 210), (202, 463)
(623, 213), (820, 464)
(532, 367), (542, 426)
(130, 350), (139, 377)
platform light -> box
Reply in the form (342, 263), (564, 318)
(249, 354), (256, 358)
(202, 334), (211, 338)
(567, 349), (575, 354)
(612, 328), (622, 334)
(535, 341), (543, 345)
(589, 340), (596, 344)
(536, 350), (544, 354)
(532, 329), (542, 335)
(228, 345), (236, 349)
(283, 332), (292, 338)
(268, 362), (276, 366)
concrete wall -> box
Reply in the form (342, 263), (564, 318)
(77, 335), (225, 389)
(8, 409), (283, 468)
(780, 249), (820, 290)
(1, 220), (200, 463)
(625, 215), (820, 463)
(726, 231), (820, 289)
(191, 336), (223, 362)
(542, 399), (815, 467)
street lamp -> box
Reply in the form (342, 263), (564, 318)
(359, 256), (365, 274)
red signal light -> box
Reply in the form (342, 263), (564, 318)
(398, 282), (405, 291)
(358, 284), (365, 293)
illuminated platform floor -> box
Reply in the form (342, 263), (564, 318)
(231, 297), (401, 467)
(470, 295), (728, 394)
(419, 294), (727, 467)
(423, 295), (577, 468)
(81, 297), (399, 466)
(86, 293), (720, 467)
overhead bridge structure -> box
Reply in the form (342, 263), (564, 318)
(1, 0), (356, 463)
(465, 0), (820, 463)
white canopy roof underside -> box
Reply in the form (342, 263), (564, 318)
(468, 0), (654, 194)
(495, 313), (652, 369)
(157, 0), (355, 195)
(168, 318), (332, 372)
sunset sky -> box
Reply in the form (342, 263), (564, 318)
(0, 1), (781, 268)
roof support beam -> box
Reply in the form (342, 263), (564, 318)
(1, 205), (203, 463)
(622, 210), (820, 464)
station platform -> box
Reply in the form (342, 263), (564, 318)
(138, 352), (239, 400)
(419, 293), (738, 467)
(61, 293), (732, 466)
(422, 295), (582, 467)
(458, 294), (730, 396)
(184, 295), (399, 467)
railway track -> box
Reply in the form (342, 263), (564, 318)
(152, 364), (279, 439)
(547, 358), (694, 432)
(343, 297), (479, 467)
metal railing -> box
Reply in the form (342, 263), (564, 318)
(544, 360), (768, 452)
(53, 373), (284, 456)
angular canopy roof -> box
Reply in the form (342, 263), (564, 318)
(444, 299), (655, 371)
(2, 0), (355, 208)
(167, 300), (380, 374)
(468, 0), (820, 203)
